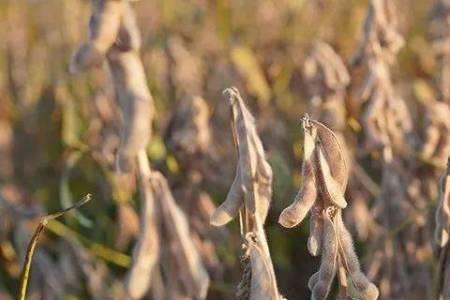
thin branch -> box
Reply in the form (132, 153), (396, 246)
(17, 194), (91, 300)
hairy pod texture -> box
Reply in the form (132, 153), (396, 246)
(210, 87), (272, 227)
(210, 88), (283, 299)
(280, 116), (377, 299)
(279, 116), (348, 229)
(243, 234), (284, 300)
(301, 41), (373, 244)
(310, 211), (338, 300)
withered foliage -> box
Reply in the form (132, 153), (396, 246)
(71, 0), (153, 174)
(279, 116), (378, 300)
(152, 171), (210, 300)
(71, 1), (210, 299)
(164, 95), (224, 278)
(125, 154), (210, 300)
(210, 88), (284, 300)
(351, 1), (435, 299)
(352, 0), (411, 158)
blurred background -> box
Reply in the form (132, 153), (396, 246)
(0, 0), (446, 299)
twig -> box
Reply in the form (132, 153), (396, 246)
(17, 194), (91, 300)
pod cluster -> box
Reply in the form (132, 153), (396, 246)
(351, 1), (437, 299)
(279, 116), (378, 300)
(71, 0), (153, 173)
(210, 88), (284, 300)
(125, 164), (209, 300)
(352, 0), (412, 158)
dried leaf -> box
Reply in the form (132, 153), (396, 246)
(310, 210), (337, 300)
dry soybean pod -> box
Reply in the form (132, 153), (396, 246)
(307, 203), (324, 257)
(210, 168), (243, 226)
(336, 211), (379, 300)
(311, 210), (338, 300)
(124, 151), (159, 299)
(279, 118), (318, 228)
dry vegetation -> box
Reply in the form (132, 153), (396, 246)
(0, 0), (450, 299)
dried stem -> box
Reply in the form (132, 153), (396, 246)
(18, 194), (91, 300)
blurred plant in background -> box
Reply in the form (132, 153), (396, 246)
(0, 0), (449, 299)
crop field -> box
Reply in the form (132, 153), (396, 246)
(0, 0), (449, 299)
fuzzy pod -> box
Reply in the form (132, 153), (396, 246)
(210, 169), (243, 226)
(246, 235), (283, 300)
(308, 271), (320, 291)
(152, 172), (210, 299)
(311, 119), (348, 189)
(107, 47), (153, 173)
(336, 212), (379, 300)
(216, 88), (273, 224)
(229, 87), (259, 216)
(236, 254), (252, 300)
(316, 145), (347, 208)
(307, 203), (324, 256)
(279, 118), (318, 228)
(108, 1), (152, 173)
(124, 154), (159, 299)
(435, 160), (450, 248)
(70, 0), (123, 73)
(279, 162), (316, 228)
(311, 211), (338, 300)
(442, 250), (450, 300)
(253, 144), (273, 223)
